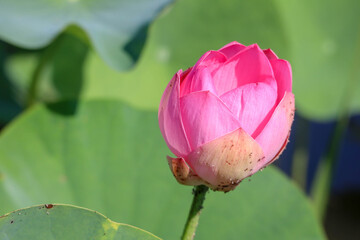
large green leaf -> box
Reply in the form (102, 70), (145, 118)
(274, 0), (360, 120)
(4, 0), (288, 110)
(0, 204), (159, 239)
(6, 0), (358, 119)
(0, 42), (23, 124)
(0, 100), (325, 239)
(6, 34), (88, 105)
(0, 0), (174, 70)
(82, 0), (360, 120)
(81, 0), (288, 110)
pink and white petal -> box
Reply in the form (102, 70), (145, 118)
(220, 81), (277, 137)
(186, 128), (265, 192)
(218, 41), (247, 59)
(212, 44), (275, 95)
(167, 156), (206, 186)
(180, 51), (226, 97)
(270, 59), (292, 101)
(159, 71), (192, 157)
(180, 91), (240, 151)
(266, 132), (290, 166)
(180, 67), (217, 97)
(263, 48), (278, 60)
(254, 92), (295, 168)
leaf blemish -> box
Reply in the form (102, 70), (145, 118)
(45, 204), (54, 209)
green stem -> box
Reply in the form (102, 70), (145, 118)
(181, 185), (209, 240)
(311, 114), (349, 218)
(26, 36), (62, 107)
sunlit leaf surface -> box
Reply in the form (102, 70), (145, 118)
(0, 100), (325, 239)
(0, 0), (174, 70)
(0, 204), (160, 240)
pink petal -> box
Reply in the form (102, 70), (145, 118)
(180, 67), (192, 82)
(180, 50), (226, 97)
(196, 50), (227, 68)
(270, 59), (292, 101)
(185, 128), (265, 192)
(158, 70), (191, 157)
(212, 44), (275, 95)
(263, 48), (278, 60)
(254, 92), (295, 167)
(180, 91), (240, 151)
(218, 41), (247, 59)
(180, 67), (217, 97)
(220, 80), (277, 137)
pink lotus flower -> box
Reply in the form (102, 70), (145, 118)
(158, 42), (295, 192)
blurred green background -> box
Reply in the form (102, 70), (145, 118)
(0, 0), (359, 239)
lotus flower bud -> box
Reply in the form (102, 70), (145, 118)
(158, 42), (294, 192)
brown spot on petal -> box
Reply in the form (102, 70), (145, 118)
(187, 128), (265, 192)
(167, 156), (206, 186)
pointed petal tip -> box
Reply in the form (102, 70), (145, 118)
(248, 43), (261, 50)
(226, 41), (242, 46)
(196, 50), (227, 67)
(218, 41), (247, 59)
(270, 59), (292, 102)
(263, 48), (279, 60)
(220, 41), (246, 49)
